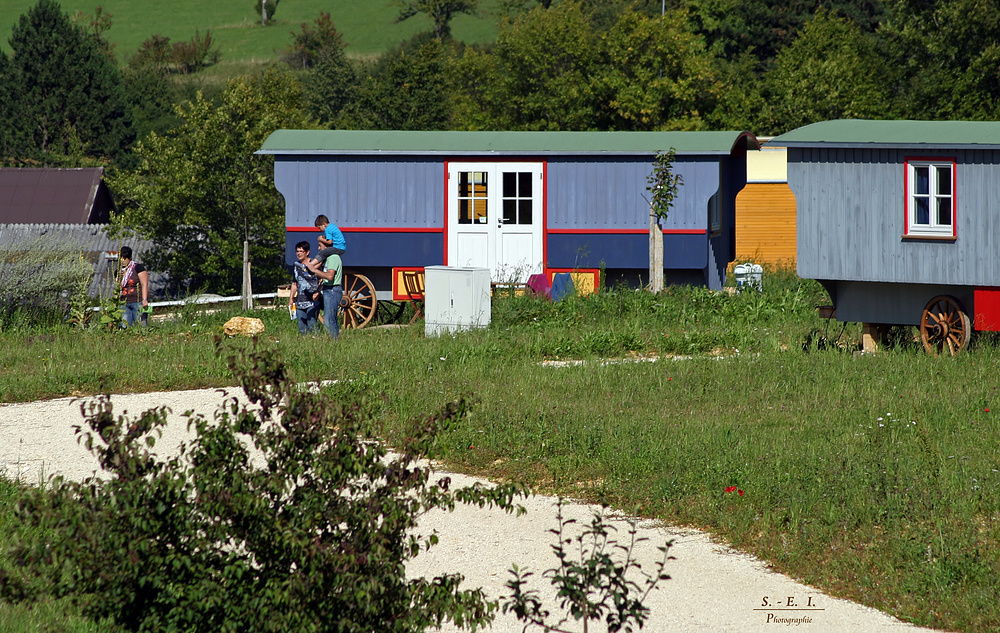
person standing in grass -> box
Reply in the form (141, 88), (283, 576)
(307, 252), (343, 340)
(119, 246), (149, 327)
(289, 241), (321, 334)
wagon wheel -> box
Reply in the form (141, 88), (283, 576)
(920, 295), (971, 356)
(339, 272), (377, 330)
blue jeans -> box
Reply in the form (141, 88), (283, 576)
(321, 285), (342, 340)
(296, 303), (320, 334)
(123, 302), (141, 327)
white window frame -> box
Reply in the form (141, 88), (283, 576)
(905, 158), (956, 238)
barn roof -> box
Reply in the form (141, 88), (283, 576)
(772, 119), (1000, 150)
(0, 167), (115, 224)
(258, 129), (759, 156)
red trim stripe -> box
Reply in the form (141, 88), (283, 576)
(290, 226), (701, 235)
(548, 228), (707, 235)
(287, 226), (443, 233)
(443, 161), (450, 265)
(542, 161), (548, 268)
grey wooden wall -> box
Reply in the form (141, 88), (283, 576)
(789, 147), (1000, 287)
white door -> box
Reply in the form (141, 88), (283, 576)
(447, 162), (543, 282)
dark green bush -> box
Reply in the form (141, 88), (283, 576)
(0, 340), (526, 632)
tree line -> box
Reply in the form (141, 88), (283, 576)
(3, 0), (1000, 295)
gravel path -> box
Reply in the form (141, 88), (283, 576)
(0, 388), (940, 632)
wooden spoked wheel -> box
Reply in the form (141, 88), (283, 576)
(339, 272), (377, 330)
(920, 295), (971, 356)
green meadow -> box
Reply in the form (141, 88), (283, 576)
(0, 0), (502, 62)
(2, 270), (1000, 631)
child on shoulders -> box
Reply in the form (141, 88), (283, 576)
(311, 214), (346, 268)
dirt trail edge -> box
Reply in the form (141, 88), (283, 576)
(0, 388), (940, 632)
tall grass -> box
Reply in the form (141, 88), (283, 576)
(0, 237), (94, 331)
(1, 270), (999, 631)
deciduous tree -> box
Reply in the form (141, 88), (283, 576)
(109, 70), (315, 296)
(395, 0), (479, 39)
(762, 10), (890, 133)
(451, 1), (602, 130)
(880, 0), (1000, 119)
(338, 36), (452, 130)
(598, 10), (718, 130)
(284, 12), (347, 69)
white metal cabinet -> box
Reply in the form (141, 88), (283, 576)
(424, 266), (492, 337)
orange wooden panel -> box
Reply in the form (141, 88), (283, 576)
(735, 183), (798, 266)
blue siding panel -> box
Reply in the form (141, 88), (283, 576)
(547, 233), (706, 269)
(546, 157), (720, 232)
(286, 231), (444, 268)
(276, 157), (444, 229)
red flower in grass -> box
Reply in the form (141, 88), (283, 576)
(738, 489), (744, 496)
(725, 486), (737, 493)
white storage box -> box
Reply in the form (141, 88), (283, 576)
(424, 266), (492, 337)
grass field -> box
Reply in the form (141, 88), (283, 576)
(1, 272), (999, 631)
(0, 0), (502, 62)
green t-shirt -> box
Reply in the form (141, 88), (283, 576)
(321, 254), (343, 288)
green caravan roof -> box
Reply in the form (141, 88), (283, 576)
(257, 129), (759, 156)
(771, 119), (1000, 150)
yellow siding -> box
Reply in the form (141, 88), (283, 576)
(735, 183), (797, 266)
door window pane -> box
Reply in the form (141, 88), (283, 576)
(501, 171), (533, 225)
(503, 172), (516, 198)
(503, 199), (516, 224)
(519, 199), (532, 224)
(458, 171), (488, 225)
(518, 172), (532, 196)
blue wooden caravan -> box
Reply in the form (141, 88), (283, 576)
(773, 119), (1000, 354)
(258, 129), (757, 316)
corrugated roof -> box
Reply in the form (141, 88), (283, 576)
(258, 129), (759, 156)
(0, 168), (114, 224)
(771, 119), (1000, 149)
(0, 223), (156, 298)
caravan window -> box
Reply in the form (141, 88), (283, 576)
(905, 159), (955, 238)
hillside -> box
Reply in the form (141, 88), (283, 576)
(0, 0), (501, 63)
